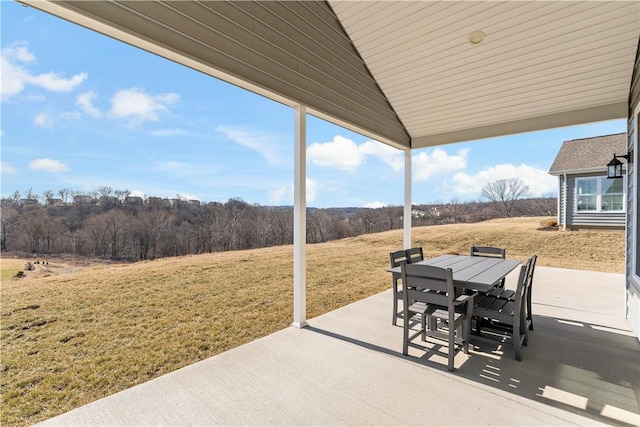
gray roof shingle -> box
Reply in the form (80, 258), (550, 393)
(548, 133), (627, 174)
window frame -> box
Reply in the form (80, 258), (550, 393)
(574, 176), (625, 214)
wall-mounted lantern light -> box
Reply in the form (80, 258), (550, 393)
(607, 151), (632, 179)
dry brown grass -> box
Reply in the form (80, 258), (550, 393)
(0, 217), (624, 426)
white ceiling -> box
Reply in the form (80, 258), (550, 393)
(330, 0), (639, 148)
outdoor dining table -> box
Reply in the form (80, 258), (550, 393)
(388, 253), (521, 293)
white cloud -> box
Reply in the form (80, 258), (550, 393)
(4, 43), (36, 63)
(269, 178), (318, 204)
(308, 136), (403, 172)
(413, 148), (468, 181)
(269, 186), (289, 205)
(1, 162), (17, 175)
(76, 91), (102, 118)
(108, 88), (179, 126)
(364, 201), (387, 209)
(29, 158), (69, 173)
(217, 125), (288, 167)
(451, 163), (557, 197)
(308, 135), (364, 171)
(307, 179), (318, 203)
(359, 140), (404, 171)
(33, 112), (54, 128)
(1, 42), (87, 100)
(1, 55), (29, 99)
(28, 71), (87, 93)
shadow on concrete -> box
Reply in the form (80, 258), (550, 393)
(307, 313), (640, 427)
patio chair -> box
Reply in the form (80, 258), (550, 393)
(485, 254), (537, 331)
(471, 245), (506, 288)
(406, 246), (424, 264)
(390, 250), (409, 326)
(524, 254), (537, 331)
(401, 263), (476, 372)
(472, 259), (530, 361)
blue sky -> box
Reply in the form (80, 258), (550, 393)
(0, 2), (627, 208)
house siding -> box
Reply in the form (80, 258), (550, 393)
(562, 173), (626, 229)
(627, 36), (640, 340)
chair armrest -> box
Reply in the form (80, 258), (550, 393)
(453, 292), (477, 306)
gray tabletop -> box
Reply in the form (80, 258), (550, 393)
(388, 254), (521, 292)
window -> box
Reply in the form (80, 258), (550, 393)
(575, 177), (624, 213)
(601, 178), (624, 211)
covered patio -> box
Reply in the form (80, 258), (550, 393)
(38, 267), (639, 426)
(17, 2), (640, 425)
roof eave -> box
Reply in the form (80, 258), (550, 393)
(548, 166), (627, 176)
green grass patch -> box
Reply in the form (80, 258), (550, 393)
(1, 259), (29, 282)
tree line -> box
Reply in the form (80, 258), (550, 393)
(1, 179), (556, 261)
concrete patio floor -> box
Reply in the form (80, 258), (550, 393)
(39, 267), (639, 426)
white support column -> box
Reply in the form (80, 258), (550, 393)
(403, 148), (412, 249)
(562, 173), (567, 231)
(292, 104), (308, 329)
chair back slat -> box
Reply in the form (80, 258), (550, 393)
(406, 289), (449, 307)
(390, 250), (409, 268)
(405, 277), (448, 294)
(402, 264), (454, 302)
(470, 245), (506, 259)
(406, 247), (424, 264)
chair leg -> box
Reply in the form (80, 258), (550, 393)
(392, 282), (399, 326)
(402, 309), (410, 356)
(513, 321), (522, 361)
(448, 324), (455, 372)
(527, 288), (534, 330)
(462, 318), (470, 354)
(473, 316), (485, 336)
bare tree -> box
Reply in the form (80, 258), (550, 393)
(481, 178), (530, 218)
(42, 189), (54, 204)
(7, 190), (21, 206)
(58, 188), (72, 204)
(531, 194), (557, 216)
(1, 206), (19, 251)
(98, 186), (113, 198)
(24, 187), (39, 201)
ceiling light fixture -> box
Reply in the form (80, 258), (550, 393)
(468, 30), (485, 45)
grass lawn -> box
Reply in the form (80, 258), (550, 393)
(0, 259), (29, 282)
(0, 217), (625, 426)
